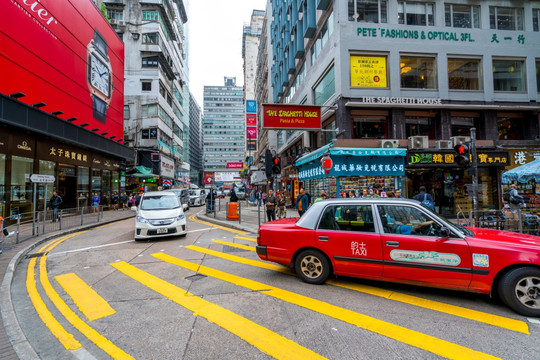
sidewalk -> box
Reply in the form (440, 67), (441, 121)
(0, 209), (135, 360)
(197, 199), (300, 234)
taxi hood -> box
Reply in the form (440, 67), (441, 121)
(138, 208), (183, 219)
(468, 227), (540, 247)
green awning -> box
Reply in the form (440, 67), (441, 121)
(126, 166), (157, 178)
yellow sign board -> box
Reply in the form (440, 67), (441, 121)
(350, 55), (387, 88)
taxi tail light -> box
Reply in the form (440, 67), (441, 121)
(257, 229), (260, 244)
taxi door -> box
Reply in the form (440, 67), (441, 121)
(377, 204), (472, 289)
(315, 204), (383, 278)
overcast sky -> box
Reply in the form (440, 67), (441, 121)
(187, 0), (267, 107)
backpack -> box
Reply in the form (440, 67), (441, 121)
(422, 193), (435, 211)
(503, 189), (511, 202)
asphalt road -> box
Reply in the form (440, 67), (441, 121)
(10, 210), (540, 359)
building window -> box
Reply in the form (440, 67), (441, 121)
(142, 32), (159, 44)
(311, 13), (334, 63)
(536, 60), (540, 93)
(400, 56), (437, 89)
(445, 4), (480, 28)
(352, 116), (387, 139)
(498, 114), (524, 140)
(314, 65), (335, 105)
(493, 59), (526, 92)
(489, 6), (524, 31)
(348, 0), (387, 23)
(448, 58), (482, 91)
(142, 128), (158, 139)
(107, 9), (123, 21)
(398, 1), (434, 26)
(406, 117), (432, 138)
(142, 57), (158, 68)
(534, 9), (540, 31)
(451, 115), (477, 137)
(123, 105), (130, 120)
(159, 82), (166, 98)
(141, 81), (152, 91)
(141, 104), (158, 117)
(142, 11), (159, 21)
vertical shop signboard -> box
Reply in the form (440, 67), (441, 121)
(246, 100), (257, 151)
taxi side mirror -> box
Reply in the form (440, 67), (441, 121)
(130, 206), (138, 211)
(439, 226), (451, 238)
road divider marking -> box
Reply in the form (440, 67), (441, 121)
(55, 273), (116, 321)
(212, 240), (255, 251)
(153, 252), (500, 360)
(189, 213), (250, 235)
(184, 245), (529, 335)
(110, 261), (327, 360)
(36, 231), (135, 359)
(234, 236), (257, 242)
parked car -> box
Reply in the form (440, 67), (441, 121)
(189, 189), (206, 206)
(256, 197), (540, 317)
(168, 188), (190, 211)
(133, 191), (186, 240)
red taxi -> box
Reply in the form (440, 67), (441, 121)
(256, 198), (540, 316)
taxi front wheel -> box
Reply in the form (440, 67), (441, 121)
(295, 249), (330, 285)
(498, 267), (540, 317)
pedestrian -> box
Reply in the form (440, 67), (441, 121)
(111, 191), (119, 210)
(348, 190), (356, 198)
(134, 191), (143, 207)
(262, 191), (267, 205)
(386, 191), (395, 198)
(296, 188), (309, 216)
(48, 190), (63, 222)
(413, 186), (434, 211)
(277, 192), (287, 218)
(121, 192), (129, 210)
(361, 188), (369, 198)
(91, 192), (100, 213)
(395, 189), (402, 198)
(266, 189), (277, 222)
(508, 183), (525, 213)
(127, 193), (134, 207)
(256, 190), (262, 206)
(230, 188), (239, 202)
(373, 183), (382, 198)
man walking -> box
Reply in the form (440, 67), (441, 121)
(413, 186), (434, 210)
(296, 188), (309, 216)
(48, 190), (63, 222)
(266, 189), (277, 222)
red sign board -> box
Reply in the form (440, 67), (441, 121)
(246, 113), (257, 126)
(0, 0), (125, 140)
(227, 162), (244, 169)
(246, 126), (257, 140)
(204, 172), (214, 185)
(262, 104), (321, 130)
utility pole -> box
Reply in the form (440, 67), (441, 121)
(471, 128), (479, 216)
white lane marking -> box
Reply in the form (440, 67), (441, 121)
(49, 240), (135, 257)
(528, 318), (540, 325)
(187, 227), (213, 233)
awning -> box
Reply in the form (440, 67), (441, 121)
(502, 158), (540, 184)
(295, 144), (332, 166)
(126, 165), (158, 178)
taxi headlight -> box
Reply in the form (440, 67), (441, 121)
(176, 214), (185, 222)
(136, 216), (149, 224)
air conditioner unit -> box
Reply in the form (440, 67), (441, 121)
(436, 140), (452, 149)
(151, 153), (161, 162)
(118, 20), (125, 26)
(380, 139), (400, 148)
(451, 136), (471, 147)
(109, 19), (116, 25)
(408, 136), (429, 149)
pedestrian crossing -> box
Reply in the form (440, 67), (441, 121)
(27, 224), (532, 359)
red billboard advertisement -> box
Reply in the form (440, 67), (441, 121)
(227, 162), (243, 169)
(262, 104), (321, 129)
(246, 126), (257, 140)
(0, 0), (125, 140)
(204, 172), (214, 186)
(246, 113), (257, 126)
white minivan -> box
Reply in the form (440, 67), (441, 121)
(133, 191), (187, 240)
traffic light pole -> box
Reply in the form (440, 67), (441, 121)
(471, 128), (479, 216)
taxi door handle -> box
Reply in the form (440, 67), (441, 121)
(318, 236), (329, 242)
(386, 241), (399, 247)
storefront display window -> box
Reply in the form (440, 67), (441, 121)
(38, 160), (55, 206)
(406, 117), (432, 138)
(78, 167), (89, 208)
(10, 156), (33, 215)
(498, 114), (524, 140)
(112, 171), (120, 195)
(92, 168), (101, 200)
(353, 116), (387, 139)
(340, 177), (397, 196)
(493, 59), (526, 92)
(448, 58), (482, 90)
(0, 154), (5, 216)
(400, 56), (437, 89)
(102, 170), (111, 206)
(536, 60), (540, 92)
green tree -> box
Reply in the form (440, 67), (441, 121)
(100, 2), (109, 21)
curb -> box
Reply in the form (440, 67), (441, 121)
(195, 212), (259, 234)
(0, 215), (134, 360)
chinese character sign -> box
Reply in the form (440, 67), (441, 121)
(298, 155), (405, 180)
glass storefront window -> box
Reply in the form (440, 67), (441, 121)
(406, 117), (432, 138)
(398, 1), (434, 26)
(112, 171), (120, 194)
(352, 116), (387, 139)
(39, 160), (55, 203)
(314, 65), (335, 105)
(451, 117), (477, 137)
(10, 156), (33, 215)
(0, 154), (5, 203)
(324, 121), (336, 145)
(78, 167), (89, 208)
(536, 60), (540, 93)
(448, 58), (482, 90)
(102, 170), (111, 206)
(400, 56), (437, 89)
(493, 59), (526, 92)
(490, 6), (524, 31)
(445, 4), (480, 28)
(92, 168), (101, 199)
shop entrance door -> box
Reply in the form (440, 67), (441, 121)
(58, 165), (77, 209)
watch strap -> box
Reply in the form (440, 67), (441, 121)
(93, 29), (108, 57)
(93, 95), (107, 122)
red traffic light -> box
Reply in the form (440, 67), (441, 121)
(273, 157), (280, 165)
(455, 144), (468, 155)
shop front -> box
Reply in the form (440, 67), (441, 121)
(296, 146), (406, 198)
(501, 148), (540, 213)
(405, 148), (509, 217)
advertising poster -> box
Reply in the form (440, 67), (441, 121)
(0, 0), (125, 139)
(246, 113), (257, 126)
(350, 55), (387, 88)
(246, 126), (257, 140)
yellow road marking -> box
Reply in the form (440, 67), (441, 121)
(55, 273), (116, 321)
(110, 261), (326, 360)
(184, 245), (529, 334)
(153, 252), (500, 360)
(234, 236), (257, 242)
(26, 236), (81, 350)
(188, 213), (250, 235)
(212, 240), (255, 251)
(33, 231), (134, 359)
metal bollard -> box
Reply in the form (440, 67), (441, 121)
(81, 207), (84, 226)
(239, 201), (241, 224)
(59, 210), (63, 230)
(16, 215), (21, 243)
(257, 202), (261, 227)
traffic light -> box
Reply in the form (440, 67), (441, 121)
(454, 143), (470, 166)
(265, 149), (273, 179)
(272, 156), (281, 174)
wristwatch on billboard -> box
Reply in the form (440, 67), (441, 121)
(86, 29), (112, 123)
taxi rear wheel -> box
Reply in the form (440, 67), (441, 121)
(295, 249), (330, 285)
(498, 267), (540, 317)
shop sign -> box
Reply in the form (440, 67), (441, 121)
(204, 172), (214, 185)
(263, 104), (321, 130)
(227, 162), (243, 169)
(246, 126), (257, 140)
(11, 134), (35, 157)
(246, 113), (257, 126)
(299, 156), (405, 181)
(407, 151), (509, 167)
(505, 149), (540, 169)
(350, 55), (387, 88)
(361, 96), (442, 105)
(246, 100), (257, 114)
(247, 139), (257, 151)
(160, 155), (174, 178)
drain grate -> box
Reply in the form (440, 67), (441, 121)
(185, 274), (207, 281)
(25, 252), (46, 259)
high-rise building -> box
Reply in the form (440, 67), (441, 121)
(104, 0), (190, 191)
(189, 92), (203, 185)
(203, 78), (245, 177)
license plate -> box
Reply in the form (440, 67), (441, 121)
(156, 228), (168, 234)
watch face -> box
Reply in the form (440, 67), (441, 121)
(90, 54), (111, 97)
